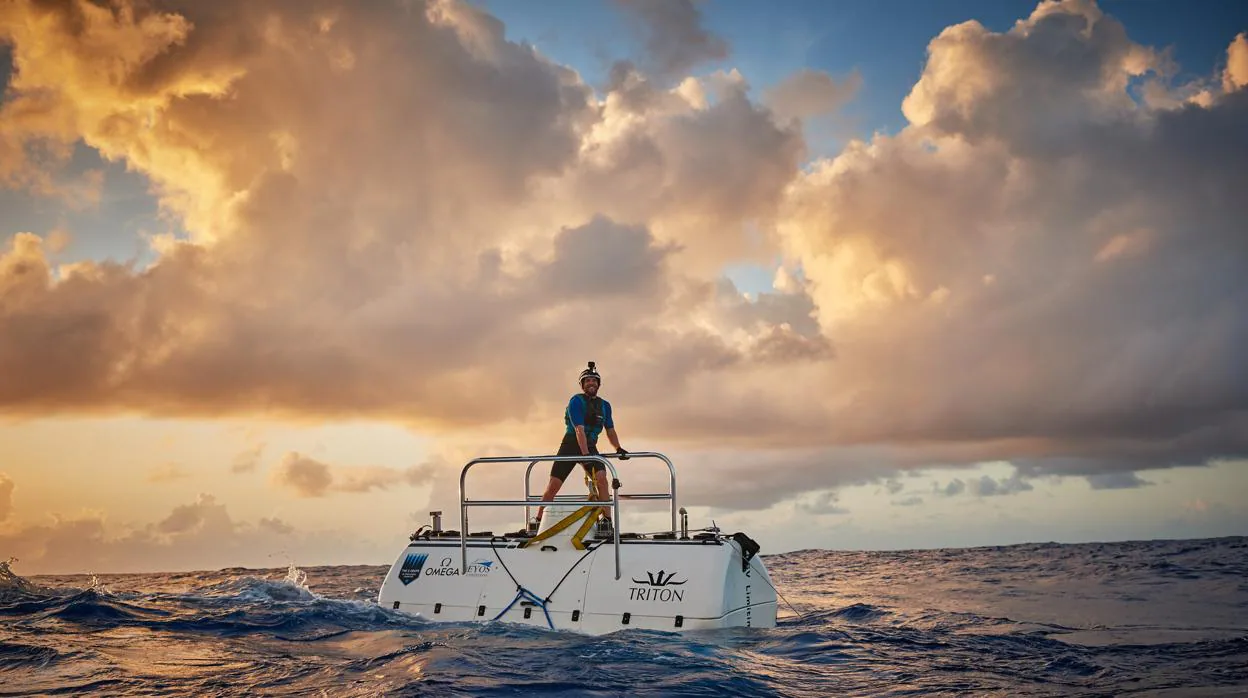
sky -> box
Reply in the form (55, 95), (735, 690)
(1, 0), (1246, 576)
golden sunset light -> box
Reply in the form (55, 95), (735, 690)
(2, 0), (1246, 580)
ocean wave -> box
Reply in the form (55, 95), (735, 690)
(0, 537), (1244, 695)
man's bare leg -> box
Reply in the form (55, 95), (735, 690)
(592, 469), (613, 525)
(536, 476), (565, 524)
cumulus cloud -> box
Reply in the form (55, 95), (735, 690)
(939, 479), (967, 497)
(1223, 32), (1248, 92)
(269, 451), (436, 498)
(763, 68), (863, 123)
(0, 492), (381, 575)
(613, 0), (729, 80)
(157, 494), (225, 534)
(900, 0), (1167, 153)
(0, 0), (1245, 518)
(0, 0), (804, 432)
(934, 472), (1035, 498)
(1085, 471), (1153, 490)
(270, 453), (333, 498)
(796, 490), (849, 515)
(768, 1), (1247, 473)
(969, 473), (1034, 497)
(536, 215), (675, 299)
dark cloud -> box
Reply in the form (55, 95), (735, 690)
(269, 451), (437, 498)
(939, 479), (967, 497)
(157, 494), (227, 534)
(969, 473), (1034, 497)
(270, 453), (333, 498)
(613, 0), (729, 80)
(1085, 471), (1154, 490)
(796, 491), (850, 515)
(711, 276), (822, 339)
(931, 471), (1034, 498)
(538, 215), (675, 298)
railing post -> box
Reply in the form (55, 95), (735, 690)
(459, 461), (469, 575)
(523, 459), (538, 529)
(613, 468), (621, 579)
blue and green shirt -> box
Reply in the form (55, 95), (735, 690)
(564, 393), (614, 442)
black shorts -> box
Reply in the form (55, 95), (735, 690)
(549, 432), (604, 482)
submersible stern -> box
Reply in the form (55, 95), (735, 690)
(376, 451), (778, 634)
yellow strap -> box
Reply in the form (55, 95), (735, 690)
(568, 510), (600, 550)
(520, 506), (597, 550)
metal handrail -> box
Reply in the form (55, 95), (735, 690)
(522, 451), (678, 533)
(460, 452), (679, 581)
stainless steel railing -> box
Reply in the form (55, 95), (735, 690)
(521, 452), (678, 533)
(458, 451), (678, 580)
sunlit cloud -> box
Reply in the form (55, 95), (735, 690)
(0, 0), (1245, 530)
(1223, 32), (1248, 92)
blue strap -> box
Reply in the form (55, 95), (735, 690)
(491, 587), (554, 629)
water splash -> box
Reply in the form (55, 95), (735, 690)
(0, 556), (30, 590)
(283, 563), (310, 593)
(0, 556), (54, 599)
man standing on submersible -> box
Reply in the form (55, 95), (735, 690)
(535, 361), (629, 537)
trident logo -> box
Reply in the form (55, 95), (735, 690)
(631, 570), (687, 587)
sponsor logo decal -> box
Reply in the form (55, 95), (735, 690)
(466, 559), (494, 576)
(398, 553), (428, 585)
(744, 564), (752, 626)
(423, 556), (494, 577)
(628, 569), (687, 602)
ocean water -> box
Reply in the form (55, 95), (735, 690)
(2, 536), (1246, 697)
